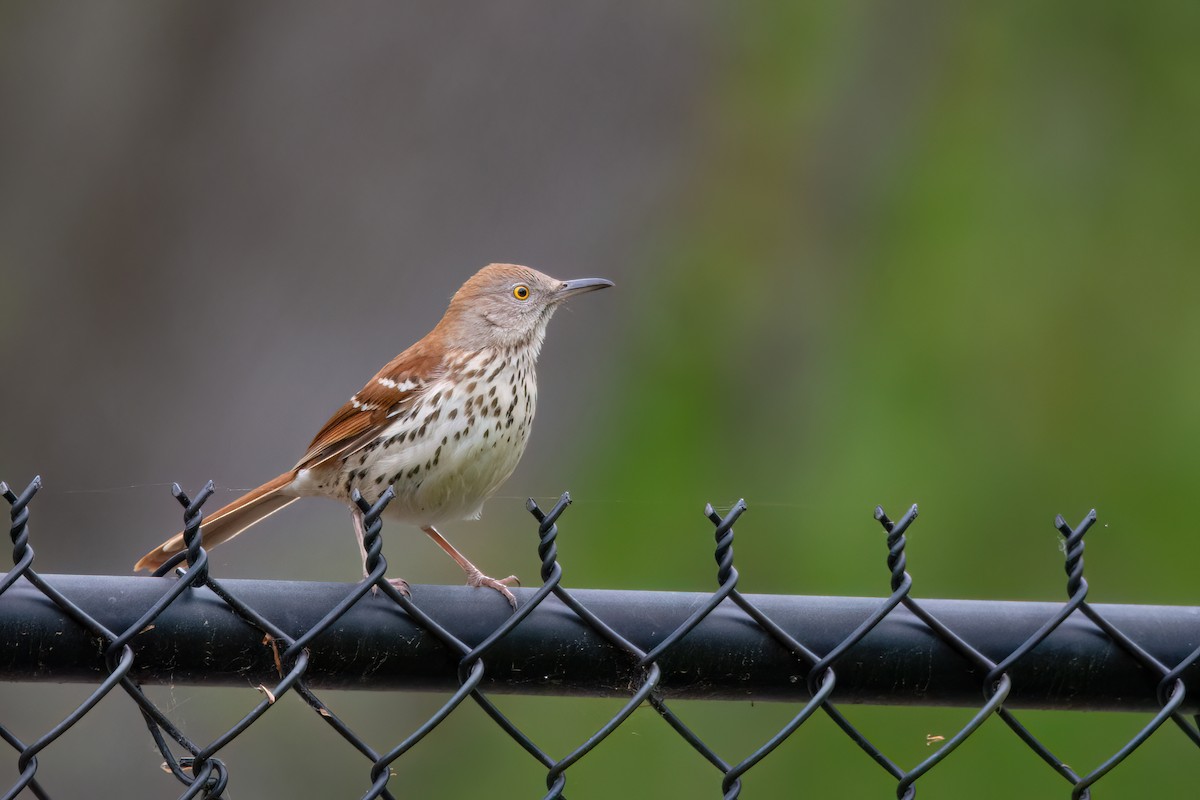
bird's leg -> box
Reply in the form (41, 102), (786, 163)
(353, 507), (409, 596)
(352, 507), (369, 577)
(421, 525), (518, 609)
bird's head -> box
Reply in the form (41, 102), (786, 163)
(439, 263), (612, 354)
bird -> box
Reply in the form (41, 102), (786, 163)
(134, 263), (612, 607)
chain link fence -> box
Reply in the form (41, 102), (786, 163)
(2, 474), (1199, 799)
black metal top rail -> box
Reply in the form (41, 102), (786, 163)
(2, 575), (1197, 713)
(3, 474), (1200, 800)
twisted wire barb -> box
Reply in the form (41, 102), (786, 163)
(526, 493), (664, 799)
(1051, 511), (1197, 799)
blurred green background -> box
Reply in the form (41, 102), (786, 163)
(2, 2), (1198, 797)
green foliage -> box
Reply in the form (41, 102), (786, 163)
(553, 3), (1200, 796)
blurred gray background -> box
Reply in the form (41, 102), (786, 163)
(2, 2), (1199, 798)
(0, 2), (707, 579)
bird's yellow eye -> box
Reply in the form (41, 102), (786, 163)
(513, 285), (530, 300)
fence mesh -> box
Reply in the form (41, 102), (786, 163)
(2, 474), (1199, 799)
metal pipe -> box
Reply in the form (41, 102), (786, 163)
(0, 574), (1195, 712)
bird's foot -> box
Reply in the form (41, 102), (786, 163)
(369, 577), (411, 598)
(464, 568), (520, 609)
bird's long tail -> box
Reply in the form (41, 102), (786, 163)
(134, 472), (300, 572)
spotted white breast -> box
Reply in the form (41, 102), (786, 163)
(294, 346), (538, 526)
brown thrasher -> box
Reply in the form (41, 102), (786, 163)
(134, 263), (612, 606)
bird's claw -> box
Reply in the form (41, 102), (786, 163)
(370, 577), (411, 598)
(465, 569), (520, 609)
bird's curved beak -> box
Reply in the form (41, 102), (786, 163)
(556, 277), (614, 300)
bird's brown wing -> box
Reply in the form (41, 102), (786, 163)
(295, 349), (445, 471)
